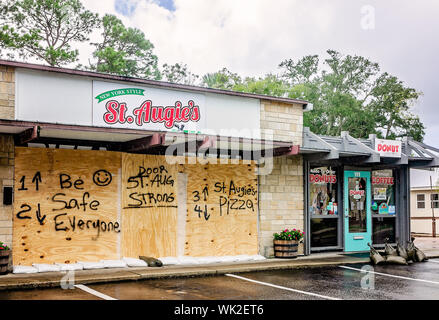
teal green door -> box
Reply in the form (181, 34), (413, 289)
(344, 171), (372, 252)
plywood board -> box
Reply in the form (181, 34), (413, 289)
(183, 162), (258, 256)
(121, 154), (178, 258)
(13, 147), (122, 265)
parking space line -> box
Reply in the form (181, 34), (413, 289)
(74, 284), (117, 300)
(225, 273), (341, 300)
(340, 265), (439, 285)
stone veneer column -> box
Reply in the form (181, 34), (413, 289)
(0, 66), (15, 120)
(258, 100), (305, 257)
(0, 66), (15, 250)
(0, 135), (14, 248)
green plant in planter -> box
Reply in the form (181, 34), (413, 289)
(273, 228), (305, 242)
(0, 242), (9, 251)
(0, 241), (11, 275)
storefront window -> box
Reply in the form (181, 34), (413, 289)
(309, 167), (338, 216)
(372, 169), (396, 244)
(347, 177), (368, 233)
(373, 217), (396, 244)
(311, 218), (338, 247)
(310, 166), (339, 249)
(371, 170), (395, 215)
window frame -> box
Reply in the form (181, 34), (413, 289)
(417, 193), (426, 209)
(431, 193), (439, 209)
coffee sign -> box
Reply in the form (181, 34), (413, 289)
(375, 139), (401, 158)
(92, 81), (205, 132)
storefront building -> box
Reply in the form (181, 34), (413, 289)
(0, 60), (307, 266)
(0, 60), (438, 268)
(302, 128), (439, 254)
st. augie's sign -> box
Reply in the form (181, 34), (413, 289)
(375, 138), (402, 158)
(92, 81), (205, 132)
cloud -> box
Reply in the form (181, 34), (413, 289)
(77, 0), (439, 144)
(114, 0), (140, 16)
(153, 0), (176, 12)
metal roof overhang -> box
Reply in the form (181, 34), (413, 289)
(0, 119), (300, 160)
(301, 127), (439, 169)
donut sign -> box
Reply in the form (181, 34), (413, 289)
(375, 139), (401, 158)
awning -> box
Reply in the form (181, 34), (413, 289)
(0, 119), (300, 160)
(301, 127), (439, 168)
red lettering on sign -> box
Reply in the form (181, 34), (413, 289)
(349, 190), (365, 196)
(103, 100), (119, 124)
(372, 177), (394, 185)
(103, 99), (201, 129)
(377, 143), (400, 154)
(309, 174), (337, 184)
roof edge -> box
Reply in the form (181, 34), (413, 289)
(0, 59), (309, 107)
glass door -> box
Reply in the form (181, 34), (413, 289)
(344, 171), (372, 252)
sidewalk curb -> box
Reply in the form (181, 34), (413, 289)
(2, 254), (437, 292)
(0, 258), (370, 291)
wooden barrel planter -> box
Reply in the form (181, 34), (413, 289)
(0, 250), (10, 275)
(273, 240), (299, 258)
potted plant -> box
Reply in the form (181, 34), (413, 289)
(0, 241), (10, 275)
(273, 228), (304, 258)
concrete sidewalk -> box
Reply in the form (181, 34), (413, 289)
(2, 249), (439, 291)
(0, 253), (369, 291)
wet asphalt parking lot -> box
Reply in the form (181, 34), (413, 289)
(2, 259), (439, 300)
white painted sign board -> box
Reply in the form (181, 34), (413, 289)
(92, 81), (206, 133)
(375, 138), (402, 158)
(15, 69), (261, 139)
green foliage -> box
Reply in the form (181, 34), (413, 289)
(234, 74), (288, 97)
(279, 54), (319, 85)
(0, 241), (9, 251)
(369, 72), (423, 140)
(273, 228), (304, 241)
(0, 0), (99, 66)
(201, 67), (242, 90)
(279, 50), (424, 141)
(161, 63), (199, 85)
(89, 14), (160, 80)
(203, 50), (424, 141)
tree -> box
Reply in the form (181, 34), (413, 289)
(0, 0), (99, 66)
(89, 14), (160, 80)
(161, 63), (199, 85)
(369, 72), (423, 140)
(233, 74), (289, 97)
(279, 54), (319, 85)
(201, 67), (242, 90)
(279, 50), (425, 141)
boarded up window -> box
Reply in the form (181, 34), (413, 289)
(13, 147), (121, 265)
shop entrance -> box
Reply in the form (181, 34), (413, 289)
(344, 171), (372, 252)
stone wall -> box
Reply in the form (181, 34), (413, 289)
(258, 156), (304, 256)
(260, 100), (303, 146)
(0, 135), (14, 248)
(0, 65), (14, 250)
(258, 100), (304, 257)
(0, 66), (15, 120)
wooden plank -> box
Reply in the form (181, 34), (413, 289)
(121, 154), (178, 258)
(183, 161), (258, 256)
(13, 147), (122, 265)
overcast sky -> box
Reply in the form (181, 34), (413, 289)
(79, 0), (439, 145)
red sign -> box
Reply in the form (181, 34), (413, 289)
(103, 100), (200, 129)
(377, 143), (399, 153)
(372, 176), (394, 185)
(375, 139), (401, 158)
(309, 174), (337, 184)
(349, 190), (365, 196)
